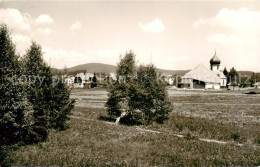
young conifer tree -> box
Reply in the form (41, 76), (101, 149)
(0, 24), (33, 145)
(23, 42), (75, 134)
(106, 51), (136, 118)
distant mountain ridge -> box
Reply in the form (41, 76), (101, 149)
(61, 63), (189, 75)
(57, 63), (258, 76)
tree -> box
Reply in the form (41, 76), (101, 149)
(227, 67), (239, 85)
(106, 51), (172, 125)
(249, 72), (257, 87)
(116, 50), (136, 82)
(223, 67), (228, 76)
(106, 51), (136, 118)
(23, 42), (75, 136)
(0, 24), (33, 146)
(91, 73), (98, 88)
(126, 65), (172, 125)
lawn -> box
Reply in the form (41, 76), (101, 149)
(6, 88), (260, 166)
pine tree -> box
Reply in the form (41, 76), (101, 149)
(106, 51), (136, 118)
(23, 42), (75, 134)
(0, 24), (33, 145)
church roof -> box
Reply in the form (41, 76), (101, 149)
(210, 50), (221, 65)
(181, 64), (222, 83)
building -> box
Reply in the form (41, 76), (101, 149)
(181, 51), (226, 89)
(64, 76), (75, 87)
(254, 82), (260, 89)
(73, 72), (94, 88)
(161, 74), (174, 85)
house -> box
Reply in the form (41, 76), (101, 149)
(161, 74), (174, 85)
(73, 72), (94, 88)
(254, 82), (260, 88)
(181, 50), (226, 89)
(64, 76), (74, 87)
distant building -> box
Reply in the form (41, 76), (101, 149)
(64, 76), (74, 87)
(73, 72), (94, 88)
(181, 50), (226, 89)
(254, 82), (260, 89)
(161, 74), (174, 85)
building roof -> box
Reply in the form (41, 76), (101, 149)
(181, 64), (222, 83)
(210, 50), (221, 65)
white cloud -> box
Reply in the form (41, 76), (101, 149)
(11, 34), (31, 54)
(194, 8), (260, 34)
(35, 14), (54, 24)
(0, 8), (31, 32)
(70, 21), (82, 31)
(140, 18), (165, 33)
(195, 8), (260, 70)
(12, 34), (31, 43)
(42, 46), (89, 69)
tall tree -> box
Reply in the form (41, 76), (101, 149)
(116, 50), (136, 82)
(106, 51), (136, 118)
(227, 67), (239, 85)
(23, 42), (75, 135)
(0, 24), (33, 145)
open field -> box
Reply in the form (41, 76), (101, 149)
(6, 88), (260, 166)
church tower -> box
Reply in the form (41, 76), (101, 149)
(210, 50), (221, 72)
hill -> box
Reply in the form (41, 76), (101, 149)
(57, 63), (189, 76)
(55, 63), (259, 76)
(66, 63), (117, 73)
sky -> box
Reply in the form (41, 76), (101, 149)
(0, 0), (260, 71)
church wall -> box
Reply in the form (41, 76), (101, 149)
(205, 83), (220, 89)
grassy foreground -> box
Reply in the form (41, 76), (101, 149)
(6, 89), (260, 166)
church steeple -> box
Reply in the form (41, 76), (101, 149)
(210, 49), (221, 71)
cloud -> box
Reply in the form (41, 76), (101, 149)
(11, 34), (31, 54)
(42, 46), (89, 69)
(36, 28), (51, 35)
(195, 8), (260, 70)
(70, 21), (82, 31)
(35, 14), (54, 24)
(140, 18), (165, 33)
(0, 8), (31, 32)
(12, 34), (31, 43)
(194, 8), (260, 34)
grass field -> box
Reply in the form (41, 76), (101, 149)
(6, 88), (260, 166)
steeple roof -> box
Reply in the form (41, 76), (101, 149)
(210, 50), (221, 65)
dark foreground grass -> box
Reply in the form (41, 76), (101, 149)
(6, 107), (260, 166)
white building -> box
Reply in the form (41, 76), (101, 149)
(161, 74), (174, 85)
(181, 51), (226, 89)
(73, 72), (94, 88)
(64, 76), (75, 87)
(254, 82), (260, 89)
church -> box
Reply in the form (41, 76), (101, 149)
(181, 51), (226, 89)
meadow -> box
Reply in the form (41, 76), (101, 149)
(6, 88), (260, 166)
